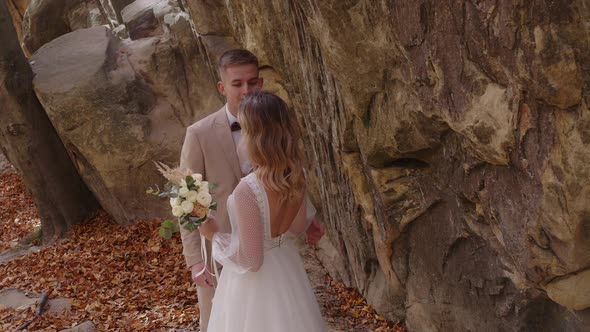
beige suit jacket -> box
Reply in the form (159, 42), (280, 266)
(179, 106), (242, 269)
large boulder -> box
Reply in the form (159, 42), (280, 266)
(22, 0), (118, 55)
(183, 0), (590, 330)
(30, 13), (222, 223)
(5, 0), (31, 44)
(0, 152), (14, 175)
(110, 0), (135, 23)
(121, 0), (179, 40)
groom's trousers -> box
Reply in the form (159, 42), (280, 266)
(197, 285), (215, 332)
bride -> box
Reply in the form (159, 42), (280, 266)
(198, 91), (326, 332)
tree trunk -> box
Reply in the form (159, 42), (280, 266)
(0, 0), (99, 244)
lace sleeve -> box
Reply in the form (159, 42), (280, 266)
(211, 180), (264, 273)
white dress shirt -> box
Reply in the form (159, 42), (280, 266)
(226, 104), (252, 175)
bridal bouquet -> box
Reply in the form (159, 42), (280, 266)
(147, 162), (216, 239)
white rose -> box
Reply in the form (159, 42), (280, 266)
(191, 173), (203, 181)
(196, 191), (212, 206)
(169, 197), (181, 207)
(192, 179), (202, 188)
(199, 181), (209, 193)
(172, 205), (184, 217)
(178, 187), (189, 197)
(186, 190), (198, 202)
(180, 179), (187, 187)
(181, 200), (194, 214)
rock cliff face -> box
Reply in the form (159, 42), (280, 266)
(5, 0), (29, 43)
(16, 0), (590, 330)
(21, 0), (120, 55)
(182, 1), (590, 330)
(29, 1), (222, 223)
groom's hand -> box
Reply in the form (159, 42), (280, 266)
(306, 217), (324, 245)
(191, 262), (216, 288)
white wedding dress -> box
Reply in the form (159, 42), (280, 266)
(207, 173), (326, 332)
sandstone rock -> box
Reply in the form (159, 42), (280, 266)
(0, 245), (42, 264)
(5, 0), (31, 45)
(0, 288), (39, 309)
(110, 0), (134, 22)
(0, 288), (72, 314)
(536, 100), (590, 279)
(181, 0), (230, 36)
(112, 23), (129, 39)
(184, 0), (590, 330)
(0, 151), (15, 175)
(545, 268), (590, 310)
(59, 321), (96, 332)
(21, 0), (590, 330)
(121, 0), (179, 40)
(23, 0), (117, 55)
(30, 23), (221, 224)
(66, 1), (110, 31)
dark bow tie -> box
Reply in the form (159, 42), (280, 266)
(230, 122), (241, 132)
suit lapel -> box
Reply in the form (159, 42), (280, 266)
(213, 107), (242, 180)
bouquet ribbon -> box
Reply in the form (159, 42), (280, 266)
(198, 234), (220, 283)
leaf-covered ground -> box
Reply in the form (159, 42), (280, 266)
(0, 171), (405, 331)
(0, 173), (40, 252)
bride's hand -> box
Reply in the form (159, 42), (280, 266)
(306, 217), (324, 245)
(199, 217), (218, 241)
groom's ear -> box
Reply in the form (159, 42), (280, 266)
(257, 77), (264, 88)
(217, 81), (226, 96)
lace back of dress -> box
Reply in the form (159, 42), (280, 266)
(248, 173), (310, 251)
(246, 173), (301, 250)
(243, 174), (271, 241)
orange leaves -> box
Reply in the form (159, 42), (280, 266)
(302, 245), (407, 332)
(317, 276), (404, 331)
(0, 210), (201, 330)
(0, 174), (199, 331)
(1, 172), (406, 331)
(0, 173), (39, 252)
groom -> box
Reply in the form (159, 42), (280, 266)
(179, 49), (324, 331)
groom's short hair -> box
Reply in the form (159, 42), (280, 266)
(217, 49), (259, 72)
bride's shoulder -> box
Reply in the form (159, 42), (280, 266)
(236, 174), (257, 195)
(240, 172), (258, 184)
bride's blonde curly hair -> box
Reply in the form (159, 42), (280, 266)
(238, 91), (305, 202)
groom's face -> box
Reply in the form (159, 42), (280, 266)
(217, 64), (263, 116)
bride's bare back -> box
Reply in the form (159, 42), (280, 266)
(265, 187), (306, 238)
